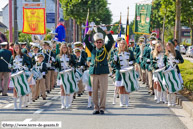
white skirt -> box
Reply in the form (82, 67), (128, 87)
(115, 80), (124, 87)
(153, 73), (158, 82)
(85, 85), (92, 92)
(28, 77), (36, 85)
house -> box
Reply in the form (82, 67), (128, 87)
(2, 0), (64, 30)
(0, 11), (3, 23)
(0, 21), (7, 33)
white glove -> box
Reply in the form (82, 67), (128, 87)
(147, 59), (150, 63)
(100, 24), (107, 31)
(23, 66), (29, 71)
(158, 63), (162, 68)
(174, 59), (179, 64)
(80, 66), (84, 69)
(8, 64), (12, 69)
(129, 61), (133, 65)
(114, 55), (117, 61)
(51, 57), (55, 62)
(89, 22), (95, 31)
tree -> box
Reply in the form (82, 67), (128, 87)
(60, 0), (112, 41)
(181, 0), (193, 45)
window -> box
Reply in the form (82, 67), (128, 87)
(24, 0), (41, 2)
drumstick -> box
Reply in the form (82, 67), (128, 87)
(0, 57), (9, 65)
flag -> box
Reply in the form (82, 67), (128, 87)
(22, 8), (46, 34)
(134, 4), (152, 35)
(115, 13), (122, 47)
(125, 8), (129, 45)
(84, 9), (91, 58)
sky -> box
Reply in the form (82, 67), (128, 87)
(0, 0), (8, 11)
(0, 0), (152, 22)
(107, 0), (152, 23)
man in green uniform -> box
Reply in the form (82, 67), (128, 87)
(84, 22), (114, 114)
(0, 42), (12, 96)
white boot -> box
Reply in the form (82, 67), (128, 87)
(167, 94), (171, 107)
(156, 91), (161, 104)
(88, 96), (92, 108)
(23, 96), (28, 108)
(13, 97), (18, 110)
(171, 93), (176, 107)
(125, 94), (129, 107)
(162, 91), (167, 104)
(154, 89), (157, 101)
(18, 96), (23, 109)
(112, 92), (117, 105)
(68, 94), (73, 107)
(28, 93), (32, 104)
(65, 96), (69, 109)
(61, 96), (65, 109)
(120, 94), (124, 107)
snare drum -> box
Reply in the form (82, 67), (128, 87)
(11, 71), (31, 96)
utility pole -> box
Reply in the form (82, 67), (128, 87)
(14, 0), (18, 43)
(9, 0), (13, 43)
(175, 0), (181, 44)
(55, 0), (58, 28)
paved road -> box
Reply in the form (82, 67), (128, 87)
(0, 78), (192, 129)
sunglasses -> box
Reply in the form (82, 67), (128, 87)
(96, 41), (103, 44)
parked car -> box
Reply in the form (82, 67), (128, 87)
(180, 45), (186, 54)
(186, 46), (193, 57)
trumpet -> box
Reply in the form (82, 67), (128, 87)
(82, 23), (126, 29)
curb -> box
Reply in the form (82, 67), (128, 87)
(176, 94), (193, 118)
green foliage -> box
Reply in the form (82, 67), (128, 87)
(181, 0), (193, 28)
(18, 31), (32, 42)
(178, 60), (193, 91)
(60, 0), (112, 25)
(151, 0), (163, 30)
(111, 21), (125, 35)
(164, 25), (174, 42)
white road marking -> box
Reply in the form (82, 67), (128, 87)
(23, 118), (32, 123)
(44, 102), (52, 106)
(52, 96), (58, 100)
(34, 109), (44, 114)
(3, 104), (13, 108)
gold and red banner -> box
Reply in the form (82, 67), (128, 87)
(22, 8), (46, 35)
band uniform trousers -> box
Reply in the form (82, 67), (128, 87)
(136, 64), (142, 81)
(35, 78), (46, 99)
(45, 70), (51, 91)
(50, 70), (55, 90)
(146, 69), (149, 86)
(90, 74), (108, 111)
(147, 71), (153, 92)
(78, 79), (84, 94)
(0, 72), (10, 95)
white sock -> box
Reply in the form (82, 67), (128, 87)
(88, 96), (92, 107)
(61, 96), (65, 109)
(125, 94), (129, 107)
(156, 91), (161, 104)
(167, 94), (171, 106)
(120, 94), (124, 107)
(13, 97), (18, 110)
(154, 89), (157, 100)
(18, 96), (23, 109)
(65, 96), (69, 109)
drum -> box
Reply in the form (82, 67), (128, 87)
(75, 68), (83, 81)
(11, 71), (31, 97)
(162, 66), (182, 93)
(120, 66), (139, 93)
(46, 63), (51, 68)
(153, 67), (167, 92)
(31, 68), (43, 80)
(59, 69), (79, 94)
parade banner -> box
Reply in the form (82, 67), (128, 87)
(134, 4), (152, 35)
(22, 8), (46, 35)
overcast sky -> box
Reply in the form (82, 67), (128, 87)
(0, 0), (152, 23)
